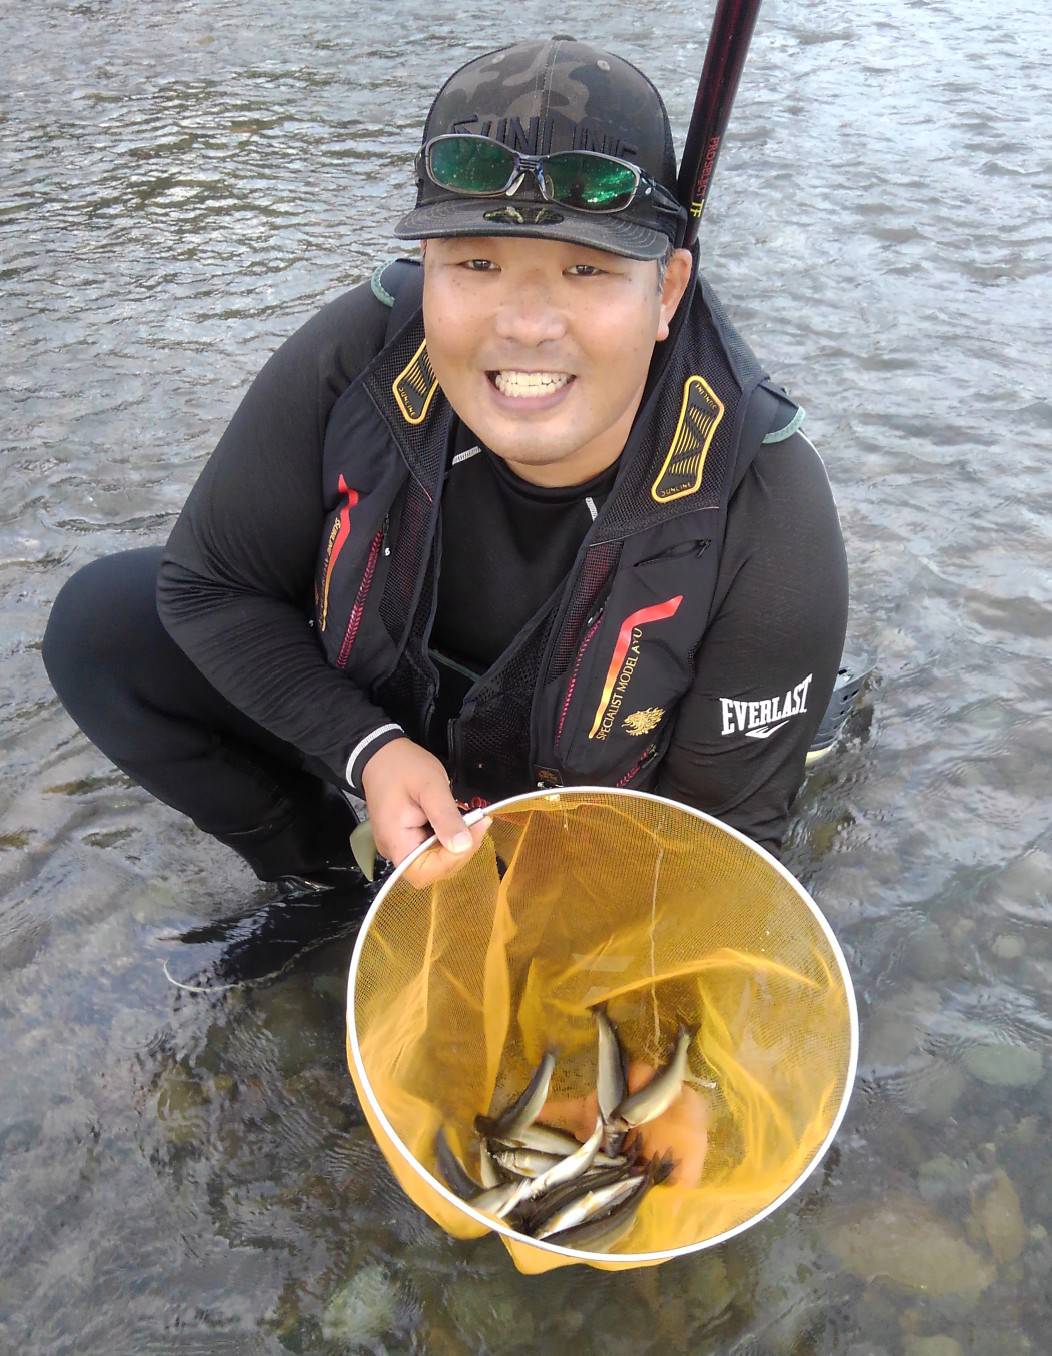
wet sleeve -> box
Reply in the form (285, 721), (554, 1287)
(655, 430), (848, 857)
(157, 282), (405, 790)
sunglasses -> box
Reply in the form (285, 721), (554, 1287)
(418, 133), (682, 217)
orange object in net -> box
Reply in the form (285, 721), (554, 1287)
(345, 788), (857, 1274)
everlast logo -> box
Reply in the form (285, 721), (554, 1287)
(452, 115), (638, 161)
(719, 674), (813, 740)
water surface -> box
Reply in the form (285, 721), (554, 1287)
(2, 0), (1051, 1351)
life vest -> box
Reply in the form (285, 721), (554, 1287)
(314, 257), (800, 805)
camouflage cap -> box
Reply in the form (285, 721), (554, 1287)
(394, 37), (686, 261)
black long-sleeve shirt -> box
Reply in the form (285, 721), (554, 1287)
(158, 279), (847, 855)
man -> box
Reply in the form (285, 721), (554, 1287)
(43, 38), (848, 987)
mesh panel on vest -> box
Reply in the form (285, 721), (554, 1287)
(374, 548), (437, 743)
(548, 540), (623, 680)
(457, 607), (560, 796)
(378, 480), (433, 649)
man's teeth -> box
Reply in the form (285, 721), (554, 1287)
(493, 371), (571, 398)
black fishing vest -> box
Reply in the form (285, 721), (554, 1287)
(314, 258), (796, 805)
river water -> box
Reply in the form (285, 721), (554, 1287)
(3, 0), (1051, 1351)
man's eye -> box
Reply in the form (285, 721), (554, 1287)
(567, 263), (604, 277)
(463, 258), (497, 271)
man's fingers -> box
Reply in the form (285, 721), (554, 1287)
(418, 778), (472, 853)
(403, 816), (493, 889)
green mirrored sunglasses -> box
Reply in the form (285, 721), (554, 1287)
(419, 133), (681, 216)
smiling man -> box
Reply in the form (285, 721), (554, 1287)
(43, 38), (848, 987)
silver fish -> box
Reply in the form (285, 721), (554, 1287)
(491, 1049), (557, 1139)
(518, 1162), (643, 1233)
(594, 1004), (628, 1123)
(434, 1127), (479, 1201)
(477, 1118), (583, 1157)
(519, 1115), (604, 1201)
(470, 1178), (530, 1219)
(611, 1025), (696, 1130)
(478, 1137), (501, 1189)
(546, 1157), (672, 1251)
(493, 1148), (564, 1178)
(534, 1173), (645, 1240)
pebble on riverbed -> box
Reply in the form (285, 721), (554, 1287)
(321, 1262), (403, 1345)
(962, 1043), (1044, 1089)
(824, 1195), (995, 1299)
(970, 1168), (1026, 1263)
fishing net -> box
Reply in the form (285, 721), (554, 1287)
(345, 788), (857, 1273)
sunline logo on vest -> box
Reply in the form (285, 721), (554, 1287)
(718, 674), (813, 741)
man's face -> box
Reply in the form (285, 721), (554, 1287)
(422, 235), (692, 487)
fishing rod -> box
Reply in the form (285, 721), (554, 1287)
(677, 0), (765, 249)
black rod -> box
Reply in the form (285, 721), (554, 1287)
(676, 0), (764, 249)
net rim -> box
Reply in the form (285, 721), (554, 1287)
(345, 785), (859, 1264)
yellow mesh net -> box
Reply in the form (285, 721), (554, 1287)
(346, 789), (856, 1274)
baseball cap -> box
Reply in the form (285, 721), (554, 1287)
(394, 37), (687, 261)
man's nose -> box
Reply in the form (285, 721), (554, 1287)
(493, 280), (567, 346)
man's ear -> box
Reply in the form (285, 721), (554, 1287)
(656, 248), (694, 341)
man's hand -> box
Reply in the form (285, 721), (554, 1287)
(360, 737), (491, 887)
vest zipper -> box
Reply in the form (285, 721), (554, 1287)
(553, 603), (605, 750)
(335, 518), (386, 668)
(616, 741), (658, 788)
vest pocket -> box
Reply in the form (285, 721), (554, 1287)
(335, 524), (385, 668)
(546, 533), (711, 783)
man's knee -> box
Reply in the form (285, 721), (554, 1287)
(42, 547), (164, 718)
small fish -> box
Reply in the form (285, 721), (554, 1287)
(434, 1127), (479, 1201)
(470, 1178), (530, 1219)
(593, 1004), (628, 1123)
(611, 1025), (696, 1131)
(518, 1115), (604, 1201)
(476, 1117), (583, 1157)
(546, 1156), (673, 1252)
(493, 1148), (564, 1179)
(518, 1161), (644, 1234)
(534, 1172), (646, 1240)
(477, 1137), (501, 1189)
(491, 1049), (557, 1140)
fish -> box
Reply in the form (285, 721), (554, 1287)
(477, 1137), (502, 1189)
(611, 1024), (696, 1131)
(516, 1161), (644, 1234)
(534, 1171), (647, 1240)
(490, 1049), (557, 1140)
(543, 1156), (673, 1252)
(434, 1127), (480, 1201)
(517, 1115), (605, 1202)
(593, 1004), (628, 1122)
(470, 1178), (531, 1219)
(475, 1117), (583, 1158)
(493, 1148), (565, 1179)
(478, 1118), (630, 1167)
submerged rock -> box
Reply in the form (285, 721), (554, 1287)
(903, 923), (951, 981)
(991, 934), (1025, 961)
(972, 1168), (1026, 1263)
(321, 1262), (402, 1346)
(824, 1196), (995, 1298)
(962, 1042), (1044, 1089)
(903, 1337), (964, 1356)
(917, 1153), (974, 1204)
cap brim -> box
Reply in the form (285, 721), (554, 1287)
(394, 196), (671, 262)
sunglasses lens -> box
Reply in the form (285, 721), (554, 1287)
(428, 138), (515, 194)
(545, 153), (639, 211)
